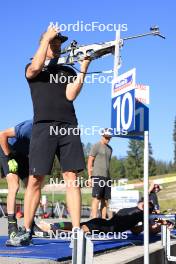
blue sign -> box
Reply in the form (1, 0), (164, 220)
(111, 89), (135, 134)
(135, 101), (149, 132)
(111, 88), (149, 138)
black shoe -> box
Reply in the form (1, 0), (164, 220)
(32, 223), (49, 238)
(8, 215), (18, 239)
(6, 226), (32, 247)
(8, 224), (18, 239)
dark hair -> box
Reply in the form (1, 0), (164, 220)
(101, 128), (112, 137)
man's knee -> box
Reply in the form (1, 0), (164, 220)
(92, 197), (100, 205)
(28, 175), (44, 189)
(63, 171), (78, 188)
(7, 174), (19, 194)
(63, 171), (77, 180)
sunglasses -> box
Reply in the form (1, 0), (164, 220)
(104, 136), (111, 140)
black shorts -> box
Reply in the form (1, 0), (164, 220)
(29, 122), (85, 175)
(92, 176), (111, 200)
(0, 147), (29, 180)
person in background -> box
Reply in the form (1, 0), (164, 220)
(88, 128), (112, 219)
(0, 120), (32, 239)
(149, 183), (162, 213)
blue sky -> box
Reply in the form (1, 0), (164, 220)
(1, 0), (176, 162)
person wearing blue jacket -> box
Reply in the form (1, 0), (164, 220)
(0, 120), (32, 239)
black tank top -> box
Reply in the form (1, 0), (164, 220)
(111, 206), (143, 232)
(25, 64), (78, 124)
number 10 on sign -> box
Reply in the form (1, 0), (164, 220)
(111, 89), (135, 133)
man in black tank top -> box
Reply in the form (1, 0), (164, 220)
(8, 24), (91, 246)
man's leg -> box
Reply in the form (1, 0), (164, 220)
(24, 175), (44, 230)
(100, 199), (109, 219)
(81, 217), (113, 233)
(6, 173), (19, 237)
(6, 173), (19, 214)
(91, 197), (100, 218)
(63, 171), (81, 228)
(91, 177), (103, 218)
(101, 179), (111, 219)
(6, 124), (55, 246)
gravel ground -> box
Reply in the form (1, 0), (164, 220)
(0, 217), (75, 236)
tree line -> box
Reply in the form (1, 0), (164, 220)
(49, 116), (176, 183)
(48, 139), (175, 184)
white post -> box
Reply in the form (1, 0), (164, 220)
(113, 29), (121, 79)
(161, 225), (167, 247)
(167, 227), (171, 259)
(72, 229), (93, 264)
(144, 130), (149, 264)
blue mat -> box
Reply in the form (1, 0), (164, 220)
(0, 232), (161, 261)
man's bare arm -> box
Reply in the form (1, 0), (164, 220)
(26, 39), (50, 79)
(26, 25), (59, 79)
(0, 128), (15, 155)
(87, 156), (95, 178)
(66, 59), (90, 101)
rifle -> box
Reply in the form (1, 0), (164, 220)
(149, 214), (176, 226)
(45, 26), (165, 67)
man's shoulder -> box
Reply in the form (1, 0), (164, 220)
(92, 142), (101, 148)
(89, 142), (101, 156)
(25, 63), (31, 74)
(25, 63), (31, 69)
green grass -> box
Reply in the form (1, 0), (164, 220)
(47, 193), (92, 205)
(1, 172), (176, 209)
(0, 178), (7, 188)
(0, 192), (92, 205)
(159, 199), (176, 213)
